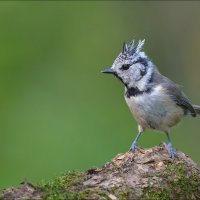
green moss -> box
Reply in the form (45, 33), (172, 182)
(76, 188), (109, 200)
(39, 171), (87, 200)
(116, 189), (129, 199)
(39, 171), (112, 200)
(37, 169), (133, 200)
(142, 162), (200, 200)
(110, 187), (130, 200)
(142, 187), (171, 200)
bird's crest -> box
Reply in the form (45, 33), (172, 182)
(122, 39), (145, 56)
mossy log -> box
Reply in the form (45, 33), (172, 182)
(1, 144), (200, 200)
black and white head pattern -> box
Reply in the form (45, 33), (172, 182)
(111, 39), (154, 91)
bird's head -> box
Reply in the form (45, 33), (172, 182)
(102, 39), (155, 91)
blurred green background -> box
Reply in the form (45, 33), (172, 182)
(1, 1), (200, 189)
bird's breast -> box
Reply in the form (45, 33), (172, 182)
(124, 85), (184, 132)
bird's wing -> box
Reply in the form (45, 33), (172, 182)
(162, 78), (196, 117)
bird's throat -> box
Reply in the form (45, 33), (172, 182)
(125, 86), (152, 98)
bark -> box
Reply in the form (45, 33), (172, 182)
(1, 144), (200, 200)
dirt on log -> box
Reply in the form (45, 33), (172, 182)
(1, 144), (200, 200)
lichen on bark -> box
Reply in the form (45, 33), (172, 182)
(1, 144), (200, 200)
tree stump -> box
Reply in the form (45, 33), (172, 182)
(1, 144), (200, 200)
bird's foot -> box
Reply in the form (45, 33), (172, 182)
(130, 141), (138, 152)
(167, 142), (177, 158)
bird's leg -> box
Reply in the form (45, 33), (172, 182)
(165, 132), (177, 158)
(130, 131), (142, 151)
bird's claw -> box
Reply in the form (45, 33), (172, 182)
(130, 141), (138, 152)
(167, 142), (177, 158)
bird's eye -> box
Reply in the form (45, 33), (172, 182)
(121, 64), (131, 70)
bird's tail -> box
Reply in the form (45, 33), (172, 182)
(193, 105), (200, 115)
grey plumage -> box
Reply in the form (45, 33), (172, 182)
(149, 70), (196, 117)
(101, 39), (199, 158)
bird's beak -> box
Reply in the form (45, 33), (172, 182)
(101, 68), (114, 74)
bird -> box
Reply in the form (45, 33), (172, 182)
(101, 39), (200, 158)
